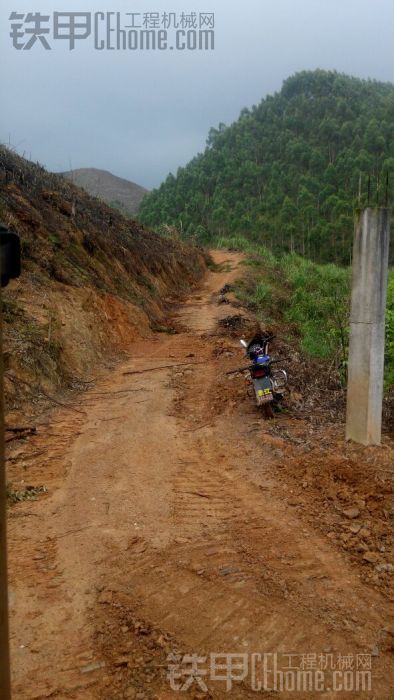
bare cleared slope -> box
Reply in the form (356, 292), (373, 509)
(0, 147), (205, 422)
(61, 167), (148, 215)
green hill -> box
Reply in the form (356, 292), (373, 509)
(139, 70), (394, 264)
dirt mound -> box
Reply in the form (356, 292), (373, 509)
(217, 314), (254, 337)
(268, 421), (394, 595)
(0, 147), (206, 420)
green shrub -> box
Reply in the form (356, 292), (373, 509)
(214, 236), (393, 385)
(254, 280), (273, 305)
(280, 255), (350, 360)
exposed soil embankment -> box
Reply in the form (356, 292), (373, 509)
(0, 147), (206, 421)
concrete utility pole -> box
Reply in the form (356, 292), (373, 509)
(346, 207), (391, 445)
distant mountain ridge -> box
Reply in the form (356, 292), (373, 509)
(61, 167), (148, 215)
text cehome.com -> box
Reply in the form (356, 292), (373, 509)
(9, 11), (215, 51)
(95, 27), (215, 51)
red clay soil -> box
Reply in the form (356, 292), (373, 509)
(6, 252), (394, 699)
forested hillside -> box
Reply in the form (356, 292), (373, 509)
(139, 70), (394, 264)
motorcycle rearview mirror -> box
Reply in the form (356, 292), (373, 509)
(0, 225), (21, 288)
(240, 339), (248, 348)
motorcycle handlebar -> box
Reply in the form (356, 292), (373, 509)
(226, 357), (290, 375)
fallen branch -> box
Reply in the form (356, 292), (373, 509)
(5, 425), (37, 442)
(5, 374), (86, 414)
(5, 426), (36, 434)
(183, 422), (213, 433)
(88, 388), (147, 396)
(123, 360), (210, 376)
(6, 434), (33, 443)
(185, 491), (211, 499)
(56, 524), (96, 539)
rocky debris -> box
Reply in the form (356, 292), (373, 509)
(211, 337), (237, 359)
(95, 600), (181, 698)
(342, 507), (360, 519)
(219, 565), (240, 576)
(287, 497), (302, 506)
(98, 590), (113, 604)
(80, 660), (105, 674)
(127, 537), (147, 554)
(376, 563), (394, 573)
(219, 284), (233, 295)
(124, 688), (147, 699)
(217, 315), (253, 337)
(261, 419), (393, 594)
(124, 688), (137, 698)
(114, 656), (130, 667)
(363, 551), (379, 564)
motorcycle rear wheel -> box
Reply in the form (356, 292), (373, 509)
(262, 402), (274, 419)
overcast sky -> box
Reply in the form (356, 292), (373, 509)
(1, 0), (394, 189)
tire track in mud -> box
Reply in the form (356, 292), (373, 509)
(102, 252), (392, 698)
(114, 404), (391, 697)
(7, 251), (394, 699)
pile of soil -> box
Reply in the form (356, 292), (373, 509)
(266, 422), (394, 595)
(217, 314), (255, 337)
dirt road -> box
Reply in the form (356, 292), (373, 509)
(7, 251), (394, 699)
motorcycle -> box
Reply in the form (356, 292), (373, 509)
(238, 334), (288, 418)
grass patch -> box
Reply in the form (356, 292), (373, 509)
(151, 324), (178, 334)
(214, 235), (393, 387)
(7, 484), (48, 504)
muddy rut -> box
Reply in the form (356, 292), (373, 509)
(7, 252), (394, 699)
